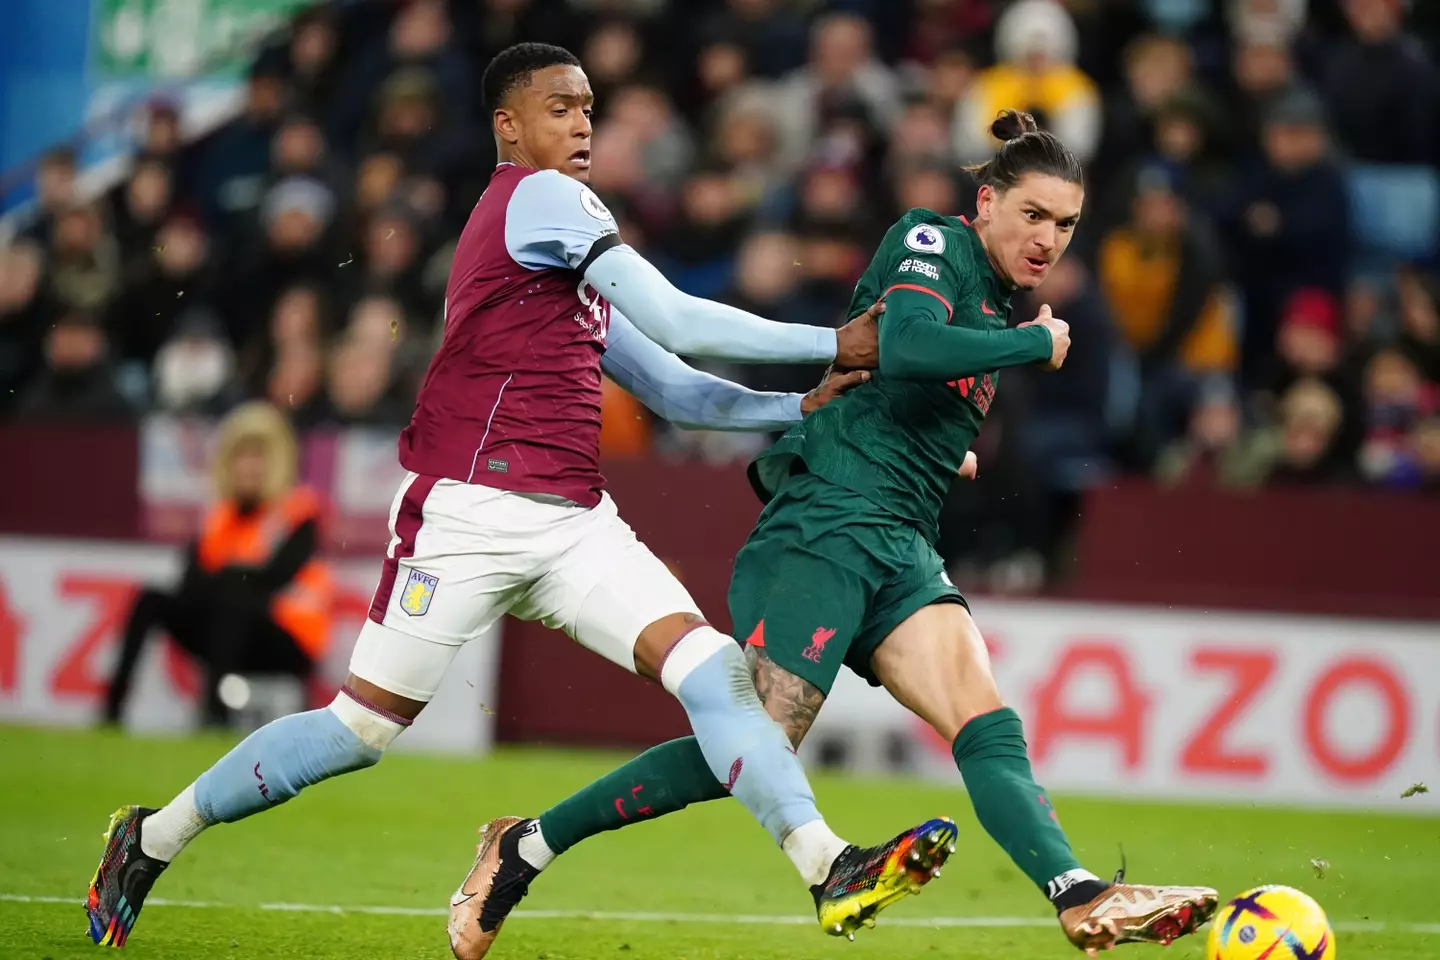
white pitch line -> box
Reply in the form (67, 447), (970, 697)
(4, 894), (1437, 935)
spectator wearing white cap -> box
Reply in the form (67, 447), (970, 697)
(152, 307), (236, 415)
(953, 0), (1101, 166)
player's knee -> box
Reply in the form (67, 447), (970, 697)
(656, 625), (751, 705)
(328, 689), (406, 754)
(633, 612), (715, 683)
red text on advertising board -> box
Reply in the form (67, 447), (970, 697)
(50, 576), (140, 698)
(1028, 640), (1150, 770)
(0, 580), (22, 696)
(1303, 657), (1411, 783)
(1180, 647), (1277, 778)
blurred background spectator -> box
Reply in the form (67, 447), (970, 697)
(954, 0), (1100, 167)
(102, 401), (332, 728)
(3, 0), (1439, 595)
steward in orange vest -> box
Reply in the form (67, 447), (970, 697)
(104, 402), (334, 728)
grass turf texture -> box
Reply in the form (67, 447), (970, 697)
(1, 725), (1435, 959)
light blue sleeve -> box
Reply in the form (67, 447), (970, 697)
(601, 308), (804, 431)
(504, 168), (623, 271)
(585, 245), (838, 364)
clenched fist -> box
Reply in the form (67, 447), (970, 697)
(1018, 303), (1070, 371)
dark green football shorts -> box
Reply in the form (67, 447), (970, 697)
(728, 468), (966, 697)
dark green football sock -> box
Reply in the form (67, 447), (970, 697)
(536, 736), (727, 854)
(952, 707), (1089, 895)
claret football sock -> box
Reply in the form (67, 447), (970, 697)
(537, 736), (727, 855)
(951, 707), (1105, 909)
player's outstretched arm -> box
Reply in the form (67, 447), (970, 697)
(601, 309), (804, 431)
(878, 287), (1057, 381)
(588, 246), (874, 366)
(602, 311), (869, 430)
(504, 168), (875, 367)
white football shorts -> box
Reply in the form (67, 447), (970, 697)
(349, 472), (701, 701)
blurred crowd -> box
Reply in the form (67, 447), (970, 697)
(2, 0), (1439, 588)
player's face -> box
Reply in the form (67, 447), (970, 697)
(497, 65), (595, 182)
(974, 174), (1083, 290)
(229, 439), (270, 502)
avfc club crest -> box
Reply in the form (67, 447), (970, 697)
(904, 224), (945, 255)
(400, 567), (438, 616)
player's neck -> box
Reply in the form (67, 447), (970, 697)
(497, 146), (539, 171)
(971, 223), (1017, 291)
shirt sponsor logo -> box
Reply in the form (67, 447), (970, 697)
(898, 258), (940, 280)
(904, 224), (945, 255)
(573, 279), (609, 341)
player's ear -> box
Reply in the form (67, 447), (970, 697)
(975, 184), (997, 222)
(493, 107), (521, 146)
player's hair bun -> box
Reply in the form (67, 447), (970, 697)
(963, 109), (1081, 192)
(990, 109), (1039, 144)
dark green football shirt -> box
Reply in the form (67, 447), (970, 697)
(749, 209), (1052, 544)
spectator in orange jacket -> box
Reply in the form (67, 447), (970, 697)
(103, 402), (333, 728)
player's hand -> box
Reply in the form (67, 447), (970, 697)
(957, 451), (978, 480)
(801, 367), (870, 416)
(834, 300), (884, 370)
(1018, 304), (1070, 371)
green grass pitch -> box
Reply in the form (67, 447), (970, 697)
(1, 725), (1436, 959)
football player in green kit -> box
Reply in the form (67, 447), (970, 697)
(450, 111), (1218, 957)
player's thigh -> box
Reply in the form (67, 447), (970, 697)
(347, 620), (462, 712)
(870, 601), (1003, 743)
(515, 493), (702, 676)
(356, 475), (537, 705)
(727, 513), (873, 705)
(851, 533), (964, 685)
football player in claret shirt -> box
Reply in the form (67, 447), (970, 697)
(84, 43), (958, 952)
(466, 110), (1220, 957)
